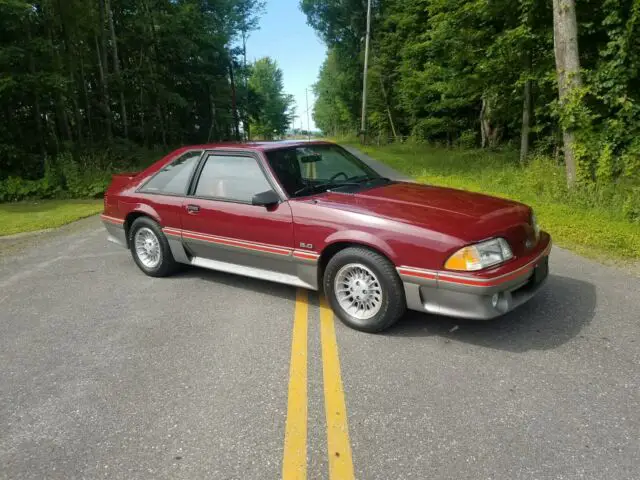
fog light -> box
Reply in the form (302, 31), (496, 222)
(491, 293), (499, 308)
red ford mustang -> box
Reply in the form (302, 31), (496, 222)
(101, 141), (551, 332)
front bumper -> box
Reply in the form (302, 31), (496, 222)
(399, 235), (551, 320)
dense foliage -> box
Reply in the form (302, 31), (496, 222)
(0, 0), (294, 200)
(303, 0), (640, 191)
(248, 58), (295, 139)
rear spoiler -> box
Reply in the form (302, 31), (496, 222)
(106, 172), (141, 193)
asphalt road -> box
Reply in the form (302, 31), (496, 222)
(1, 217), (639, 479)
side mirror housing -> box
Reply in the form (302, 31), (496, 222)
(252, 189), (280, 207)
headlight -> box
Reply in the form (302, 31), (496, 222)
(444, 238), (513, 271)
(531, 212), (541, 240)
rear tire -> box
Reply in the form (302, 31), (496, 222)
(323, 247), (406, 332)
(129, 217), (179, 277)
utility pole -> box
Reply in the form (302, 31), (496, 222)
(360, 0), (372, 144)
(305, 88), (311, 141)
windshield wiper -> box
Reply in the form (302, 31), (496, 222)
(347, 175), (390, 184)
(293, 181), (360, 197)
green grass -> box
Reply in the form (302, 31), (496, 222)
(350, 142), (640, 261)
(0, 200), (103, 237)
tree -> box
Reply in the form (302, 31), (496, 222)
(248, 57), (295, 139)
(0, 0), (267, 182)
(552, 0), (582, 186)
(301, 0), (369, 131)
(312, 49), (358, 136)
(231, 0), (266, 139)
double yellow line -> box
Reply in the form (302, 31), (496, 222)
(282, 289), (355, 480)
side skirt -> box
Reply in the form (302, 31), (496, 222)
(190, 256), (316, 290)
(164, 229), (319, 290)
(167, 236), (191, 264)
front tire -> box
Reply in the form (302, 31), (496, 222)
(323, 247), (406, 332)
(129, 217), (178, 277)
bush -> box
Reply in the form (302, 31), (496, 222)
(622, 188), (640, 223)
(410, 118), (449, 142)
(457, 130), (477, 148)
(0, 145), (167, 202)
(0, 177), (46, 202)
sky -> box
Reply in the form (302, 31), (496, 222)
(245, 0), (326, 131)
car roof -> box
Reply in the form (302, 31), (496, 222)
(177, 139), (334, 153)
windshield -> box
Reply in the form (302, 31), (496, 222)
(265, 144), (384, 198)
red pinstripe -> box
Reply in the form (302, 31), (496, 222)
(293, 251), (320, 261)
(100, 214), (125, 225)
(399, 241), (551, 288)
(397, 267), (437, 280)
(164, 227), (292, 256)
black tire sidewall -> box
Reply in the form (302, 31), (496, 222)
(129, 217), (175, 277)
(324, 248), (405, 332)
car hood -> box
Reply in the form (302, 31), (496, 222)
(317, 182), (532, 243)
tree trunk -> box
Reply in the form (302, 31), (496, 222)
(552, 0), (581, 186)
(480, 98), (487, 148)
(142, 0), (166, 145)
(520, 60), (532, 164)
(98, 0), (109, 79)
(46, 110), (61, 154)
(95, 34), (113, 140)
(43, 3), (72, 144)
(208, 90), (217, 142)
(55, 0), (82, 144)
(98, 0), (112, 140)
(379, 77), (397, 140)
(106, 0), (128, 138)
(33, 96), (45, 159)
(70, 92), (83, 144)
(26, 21), (46, 160)
(243, 34), (250, 140)
(229, 59), (240, 140)
(156, 105), (167, 147)
(80, 56), (94, 144)
(140, 89), (147, 147)
(54, 84), (72, 145)
(480, 95), (500, 148)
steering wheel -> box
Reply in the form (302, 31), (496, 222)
(329, 171), (348, 182)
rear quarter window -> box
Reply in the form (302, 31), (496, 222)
(139, 150), (202, 195)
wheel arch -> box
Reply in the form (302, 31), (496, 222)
(318, 237), (407, 332)
(124, 207), (161, 247)
(317, 236), (398, 288)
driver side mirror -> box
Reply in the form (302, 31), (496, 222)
(252, 189), (280, 207)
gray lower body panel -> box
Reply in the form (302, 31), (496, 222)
(403, 258), (549, 320)
(165, 230), (319, 290)
(104, 222), (318, 290)
(103, 221), (127, 248)
(190, 256), (316, 290)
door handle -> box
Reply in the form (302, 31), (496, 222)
(186, 204), (200, 214)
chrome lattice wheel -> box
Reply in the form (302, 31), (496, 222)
(134, 227), (162, 269)
(334, 263), (383, 320)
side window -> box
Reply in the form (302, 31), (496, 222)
(194, 155), (272, 203)
(140, 150), (201, 195)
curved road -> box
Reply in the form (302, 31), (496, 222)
(1, 198), (639, 479)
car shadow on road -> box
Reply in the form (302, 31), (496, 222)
(173, 266), (297, 302)
(385, 275), (596, 352)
